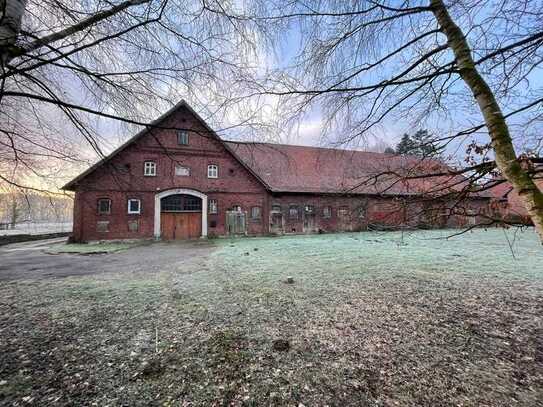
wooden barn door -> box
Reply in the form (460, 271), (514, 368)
(270, 212), (284, 234)
(303, 213), (316, 233)
(160, 194), (202, 240)
(226, 211), (247, 235)
(161, 213), (202, 240)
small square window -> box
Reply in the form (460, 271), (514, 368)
(251, 206), (261, 219)
(209, 199), (218, 214)
(175, 165), (190, 176)
(289, 205), (299, 219)
(323, 206), (332, 218)
(207, 164), (218, 178)
(97, 198), (111, 215)
(177, 130), (189, 145)
(144, 161), (156, 176)
(97, 221), (109, 232)
(128, 199), (141, 214)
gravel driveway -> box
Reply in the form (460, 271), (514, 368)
(0, 238), (216, 281)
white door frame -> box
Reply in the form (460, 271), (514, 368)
(154, 188), (208, 239)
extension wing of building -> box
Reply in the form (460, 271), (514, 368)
(63, 101), (492, 242)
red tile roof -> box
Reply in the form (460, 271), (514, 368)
(225, 141), (484, 197)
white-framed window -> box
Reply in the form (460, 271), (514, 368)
(251, 206), (261, 219)
(177, 130), (189, 145)
(175, 165), (190, 176)
(209, 199), (218, 214)
(97, 198), (111, 215)
(207, 164), (218, 178)
(127, 199), (141, 214)
(144, 161), (156, 176)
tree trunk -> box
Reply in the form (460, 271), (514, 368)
(0, 0), (27, 63)
(1, 0), (148, 64)
(430, 0), (543, 243)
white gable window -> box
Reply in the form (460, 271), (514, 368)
(207, 164), (218, 179)
(127, 199), (141, 214)
(177, 130), (189, 145)
(175, 165), (190, 176)
(144, 161), (156, 176)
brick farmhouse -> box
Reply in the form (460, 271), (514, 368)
(63, 101), (492, 242)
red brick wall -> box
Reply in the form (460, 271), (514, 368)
(265, 194), (410, 233)
(72, 106), (269, 241)
(70, 105), (492, 241)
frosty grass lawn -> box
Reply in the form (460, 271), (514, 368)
(1, 228), (542, 406)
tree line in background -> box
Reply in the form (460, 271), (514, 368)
(0, 191), (72, 227)
(382, 130), (443, 157)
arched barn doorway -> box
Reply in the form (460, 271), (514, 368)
(154, 189), (208, 240)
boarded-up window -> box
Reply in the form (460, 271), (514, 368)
(323, 206), (332, 218)
(251, 206), (261, 219)
(97, 198), (111, 214)
(289, 205), (299, 219)
(97, 221), (109, 232)
(128, 220), (139, 232)
(175, 165), (190, 176)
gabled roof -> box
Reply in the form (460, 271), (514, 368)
(225, 141), (485, 197)
(62, 100), (270, 191)
(63, 100), (487, 199)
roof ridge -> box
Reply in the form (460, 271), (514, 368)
(224, 140), (397, 156)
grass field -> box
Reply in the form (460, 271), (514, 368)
(0, 228), (542, 406)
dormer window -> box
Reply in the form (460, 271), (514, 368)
(144, 161), (156, 176)
(177, 130), (189, 145)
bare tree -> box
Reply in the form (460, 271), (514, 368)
(206, 0), (543, 242)
(0, 0), (260, 193)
